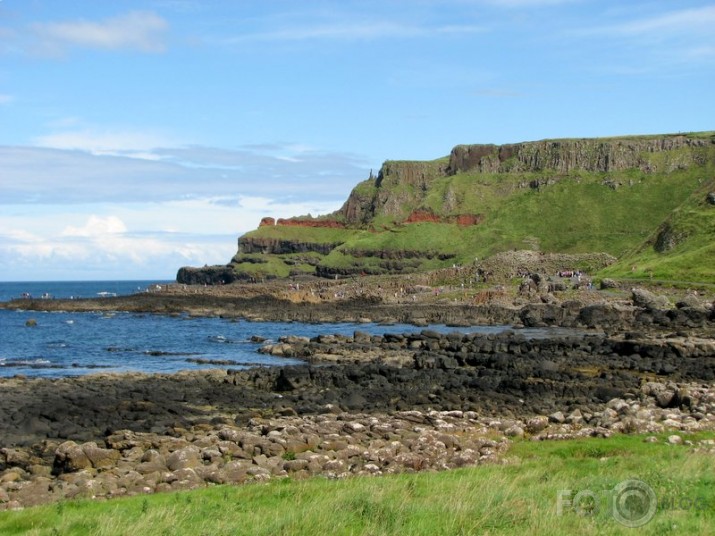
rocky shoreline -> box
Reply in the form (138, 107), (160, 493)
(1, 379), (713, 510)
(2, 282), (713, 333)
(1, 285), (713, 510)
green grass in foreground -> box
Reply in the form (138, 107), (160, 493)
(1, 431), (713, 535)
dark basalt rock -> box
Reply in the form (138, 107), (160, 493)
(176, 265), (240, 285)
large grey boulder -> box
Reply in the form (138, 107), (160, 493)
(632, 288), (670, 310)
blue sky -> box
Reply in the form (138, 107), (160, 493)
(0, 0), (713, 281)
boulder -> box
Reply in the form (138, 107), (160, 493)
(166, 446), (201, 471)
(577, 304), (624, 328)
(525, 416), (549, 434)
(504, 425), (524, 438)
(54, 441), (91, 473)
(632, 288), (670, 310)
(136, 450), (167, 475)
(675, 295), (704, 310)
(274, 367), (312, 391)
(81, 443), (120, 469)
(548, 411), (566, 424)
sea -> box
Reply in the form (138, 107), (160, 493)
(0, 280), (572, 379)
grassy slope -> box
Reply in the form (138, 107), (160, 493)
(231, 227), (364, 278)
(318, 167), (707, 275)
(233, 134), (715, 281)
(2, 431), (713, 535)
(600, 177), (715, 282)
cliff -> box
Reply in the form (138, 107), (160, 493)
(178, 132), (715, 283)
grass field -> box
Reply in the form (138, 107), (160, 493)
(2, 431), (713, 535)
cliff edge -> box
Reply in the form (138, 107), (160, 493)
(178, 132), (715, 284)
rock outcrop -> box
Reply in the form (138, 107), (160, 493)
(177, 132), (715, 282)
(445, 135), (711, 175)
(177, 265), (240, 285)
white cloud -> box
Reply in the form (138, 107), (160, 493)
(0, 133), (370, 279)
(34, 128), (173, 159)
(0, 211), (234, 280)
(61, 215), (127, 237)
(0, 138), (371, 206)
(0, 94), (13, 105)
(0, 193), (345, 280)
(32, 11), (168, 54)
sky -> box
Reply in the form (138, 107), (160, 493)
(0, 1), (713, 281)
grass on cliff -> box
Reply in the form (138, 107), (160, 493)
(598, 177), (715, 283)
(315, 167), (707, 274)
(234, 136), (714, 281)
(2, 431), (714, 536)
(241, 225), (361, 244)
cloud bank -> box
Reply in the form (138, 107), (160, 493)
(0, 141), (369, 280)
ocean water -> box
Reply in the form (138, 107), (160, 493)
(0, 281), (575, 378)
(0, 280), (172, 302)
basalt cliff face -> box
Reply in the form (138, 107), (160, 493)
(178, 132), (715, 283)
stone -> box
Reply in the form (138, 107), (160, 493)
(136, 450), (167, 475)
(11, 478), (55, 508)
(676, 295), (703, 309)
(283, 459), (309, 472)
(525, 416), (548, 434)
(548, 411), (566, 424)
(1, 449), (31, 469)
(343, 422), (366, 433)
(504, 425), (525, 438)
(82, 443), (120, 469)
(667, 435), (683, 445)
(632, 288), (670, 310)
(169, 468), (203, 490)
(654, 390), (679, 409)
(54, 441), (92, 473)
(566, 410), (584, 425)
(606, 399), (631, 415)
(166, 446), (201, 471)
(363, 463), (381, 474)
(222, 461), (249, 484)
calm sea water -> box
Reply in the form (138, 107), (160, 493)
(0, 281), (574, 378)
(0, 280), (172, 302)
